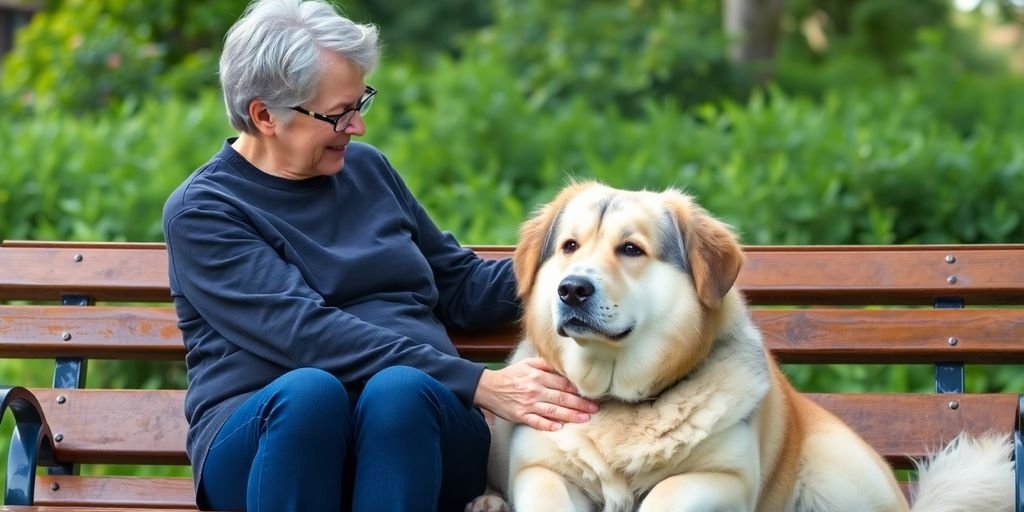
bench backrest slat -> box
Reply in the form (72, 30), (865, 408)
(0, 247), (170, 302)
(6, 305), (1024, 364)
(756, 308), (1024, 363)
(0, 306), (184, 360)
(740, 247), (1024, 305)
(4, 244), (1024, 305)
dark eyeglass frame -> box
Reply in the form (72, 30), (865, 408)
(290, 85), (376, 132)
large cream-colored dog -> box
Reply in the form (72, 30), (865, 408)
(469, 182), (1012, 512)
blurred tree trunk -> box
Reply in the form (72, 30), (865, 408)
(723, 0), (785, 83)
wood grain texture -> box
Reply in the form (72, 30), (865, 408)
(32, 388), (1012, 471)
(739, 248), (1024, 305)
(32, 389), (188, 465)
(806, 393), (1016, 468)
(33, 476), (195, 509)
(0, 247), (169, 301)
(6, 305), (1024, 364)
(0, 306), (183, 359)
(754, 308), (1024, 363)
(3, 243), (1023, 304)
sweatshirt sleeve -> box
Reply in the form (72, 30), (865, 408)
(164, 204), (484, 404)
(411, 200), (522, 330)
(375, 155), (521, 330)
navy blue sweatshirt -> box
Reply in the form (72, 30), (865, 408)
(162, 139), (520, 488)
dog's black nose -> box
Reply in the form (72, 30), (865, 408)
(558, 276), (595, 306)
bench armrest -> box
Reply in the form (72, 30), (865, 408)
(1, 386), (58, 505)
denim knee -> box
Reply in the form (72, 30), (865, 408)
(263, 367), (351, 438)
(361, 366), (436, 404)
(356, 366), (441, 431)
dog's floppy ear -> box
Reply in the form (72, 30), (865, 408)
(513, 182), (593, 301)
(664, 190), (744, 309)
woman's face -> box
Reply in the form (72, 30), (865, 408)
(272, 51), (368, 178)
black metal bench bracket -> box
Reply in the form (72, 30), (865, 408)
(1, 386), (57, 506)
(933, 297), (965, 394)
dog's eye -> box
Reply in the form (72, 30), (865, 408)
(619, 242), (645, 257)
(562, 239), (579, 254)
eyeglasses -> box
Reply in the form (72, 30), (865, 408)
(290, 86), (376, 132)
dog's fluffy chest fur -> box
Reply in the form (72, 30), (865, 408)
(509, 319), (770, 509)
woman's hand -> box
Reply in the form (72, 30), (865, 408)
(474, 357), (599, 432)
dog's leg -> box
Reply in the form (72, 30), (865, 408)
(637, 472), (753, 512)
(464, 493), (509, 512)
(512, 466), (595, 512)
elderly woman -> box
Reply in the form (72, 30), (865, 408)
(162, 0), (597, 510)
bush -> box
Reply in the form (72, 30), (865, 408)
(466, 0), (741, 114)
(3, 68), (1022, 247)
(1, 0), (249, 115)
(0, 0), (492, 116)
(0, 90), (230, 242)
(366, 58), (1024, 246)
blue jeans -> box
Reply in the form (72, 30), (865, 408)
(198, 366), (491, 512)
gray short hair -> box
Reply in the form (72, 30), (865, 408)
(220, 0), (380, 133)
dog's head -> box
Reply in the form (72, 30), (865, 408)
(513, 182), (744, 400)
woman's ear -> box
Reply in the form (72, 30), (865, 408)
(248, 99), (276, 136)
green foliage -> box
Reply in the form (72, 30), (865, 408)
(365, 56), (1024, 246)
(465, 0), (741, 114)
(847, 0), (951, 71)
(339, 0), (493, 60)
(0, 90), (231, 241)
(775, 0), (1014, 106)
(784, 364), (932, 394)
(1, 0), (249, 114)
(0, 0), (492, 115)
(783, 0), (951, 68)
(2, 65), (1022, 247)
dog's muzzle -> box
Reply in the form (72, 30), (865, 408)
(556, 275), (634, 342)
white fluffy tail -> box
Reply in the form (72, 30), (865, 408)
(910, 433), (1014, 512)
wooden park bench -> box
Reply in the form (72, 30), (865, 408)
(0, 240), (1022, 510)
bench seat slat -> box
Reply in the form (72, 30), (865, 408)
(34, 476), (194, 510)
(31, 389), (188, 466)
(4, 244), (1023, 305)
(6, 305), (1024, 364)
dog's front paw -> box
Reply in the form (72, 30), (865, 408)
(465, 494), (510, 512)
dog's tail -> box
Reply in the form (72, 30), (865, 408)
(909, 432), (1014, 512)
